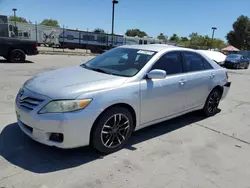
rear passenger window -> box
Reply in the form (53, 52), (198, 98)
(183, 52), (213, 72)
(151, 51), (183, 75)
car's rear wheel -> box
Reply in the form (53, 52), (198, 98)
(203, 88), (222, 117)
(91, 106), (134, 153)
(9, 49), (26, 63)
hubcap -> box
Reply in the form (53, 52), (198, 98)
(101, 113), (130, 148)
(13, 51), (22, 61)
(208, 92), (220, 113)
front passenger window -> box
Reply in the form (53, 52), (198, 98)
(151, 51), (183, 75)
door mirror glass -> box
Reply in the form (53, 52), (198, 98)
(147, 69), (166, 79)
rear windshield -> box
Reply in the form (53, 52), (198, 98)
(226, 54), (242, 59)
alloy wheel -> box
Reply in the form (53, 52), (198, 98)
(13, 50), (23, 61)
(101, 113), (130, 148)
(207, 92), (220, 114)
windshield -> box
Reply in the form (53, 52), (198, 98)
(81, 47), (156, 77)
(226, 54), (242, 59)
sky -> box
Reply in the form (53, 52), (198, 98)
(1, 0), (250, 41)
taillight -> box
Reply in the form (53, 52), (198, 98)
(226, 72), (229, 81)
(35, 42), (38, 48)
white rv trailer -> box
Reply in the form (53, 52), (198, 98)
(1, 16), (178, 53)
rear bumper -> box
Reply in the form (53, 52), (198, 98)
(221, 82), (231, 100)
(26, 48), (39, 56)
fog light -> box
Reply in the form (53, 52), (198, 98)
(49, 133), (64, 143)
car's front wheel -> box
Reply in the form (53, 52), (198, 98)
(244, 63), (249, 69)
(91, 106), (134, 153)
(236, 63), (240, 69)
(203, 88), (222, 117)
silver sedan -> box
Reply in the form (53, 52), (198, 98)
(15, 45), (231, 153)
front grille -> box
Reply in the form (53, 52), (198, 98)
(19, 97), (44, 110)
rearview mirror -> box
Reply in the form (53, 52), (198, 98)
(147, 69), (166, 79)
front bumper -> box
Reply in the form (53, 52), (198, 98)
(224, 61), (237, 68)
(221, 82), (231, 100)
(15, 89), (101, 149)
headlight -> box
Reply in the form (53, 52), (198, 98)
(39, 99), (92, 114)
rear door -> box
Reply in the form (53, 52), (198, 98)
(182, 51), (215, 110)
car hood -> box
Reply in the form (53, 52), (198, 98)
(24, 66), (128, 99)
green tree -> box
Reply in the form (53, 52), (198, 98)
(179, 37), (189, 47)
(211, 38), (226, 49)
(93, 28), (105, 33)
(9, 16), (28, 23)
(40, 19), (60, 27)
(157, 33), (167, 41)
(169, 34), (180, 42)
(226, 15), (250, 50)
(125, 29), (147, 38)
(189, 32), (201, 45)
(180, 37), (188, 42)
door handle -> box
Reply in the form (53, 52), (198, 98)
(210, 73), (215, 78)
(179, 79), (186, 85)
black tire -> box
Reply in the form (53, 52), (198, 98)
(91, 106), (134, 153)
(9, 49), (26, 63)
(234, 63), (239, 69)
(203, 88), (222, 117)
(244, 63), (249, 69)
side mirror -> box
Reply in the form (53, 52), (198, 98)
(147, 69), (166, 79)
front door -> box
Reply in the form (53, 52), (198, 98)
(140, 51), (187, 125)
(182, 51), (215, 110)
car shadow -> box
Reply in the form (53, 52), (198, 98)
(0, 110), (211, 174)
(0, 59), (34, 63)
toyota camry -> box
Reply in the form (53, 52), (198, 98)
(15, 44), (231, 153)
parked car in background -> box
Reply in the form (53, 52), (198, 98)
(0, 37), (38, 62)
(15, 45), (231, 153)
(224, 54), (249, 69)
(198, 50), (226, 66)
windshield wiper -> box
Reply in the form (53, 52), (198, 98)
(90, 67), (111, 74)
(81, 64), (113, 75)
(80, 64), (124, 76)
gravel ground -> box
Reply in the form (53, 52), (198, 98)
(0, 55), (250, 188)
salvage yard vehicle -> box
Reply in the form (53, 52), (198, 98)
(224, 54), (250, 69)
(0, 15), (38, 62)
(0, 37), (38, 62)
(198, 50), (226, 66)
(15, 44), (231, 153)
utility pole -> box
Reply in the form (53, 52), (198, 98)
(86, 28), (88, 53)
(35, 21), (38, 42)
(111, 0), (118, 47)
(12, 8), (17, 27)
(211, 27), (217, 49)
(63, 25), (65, 52)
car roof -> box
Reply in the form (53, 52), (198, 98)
(119, 44), (179, 52)
(120, 44), (221, 69)
(120, 44), (199, 53)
